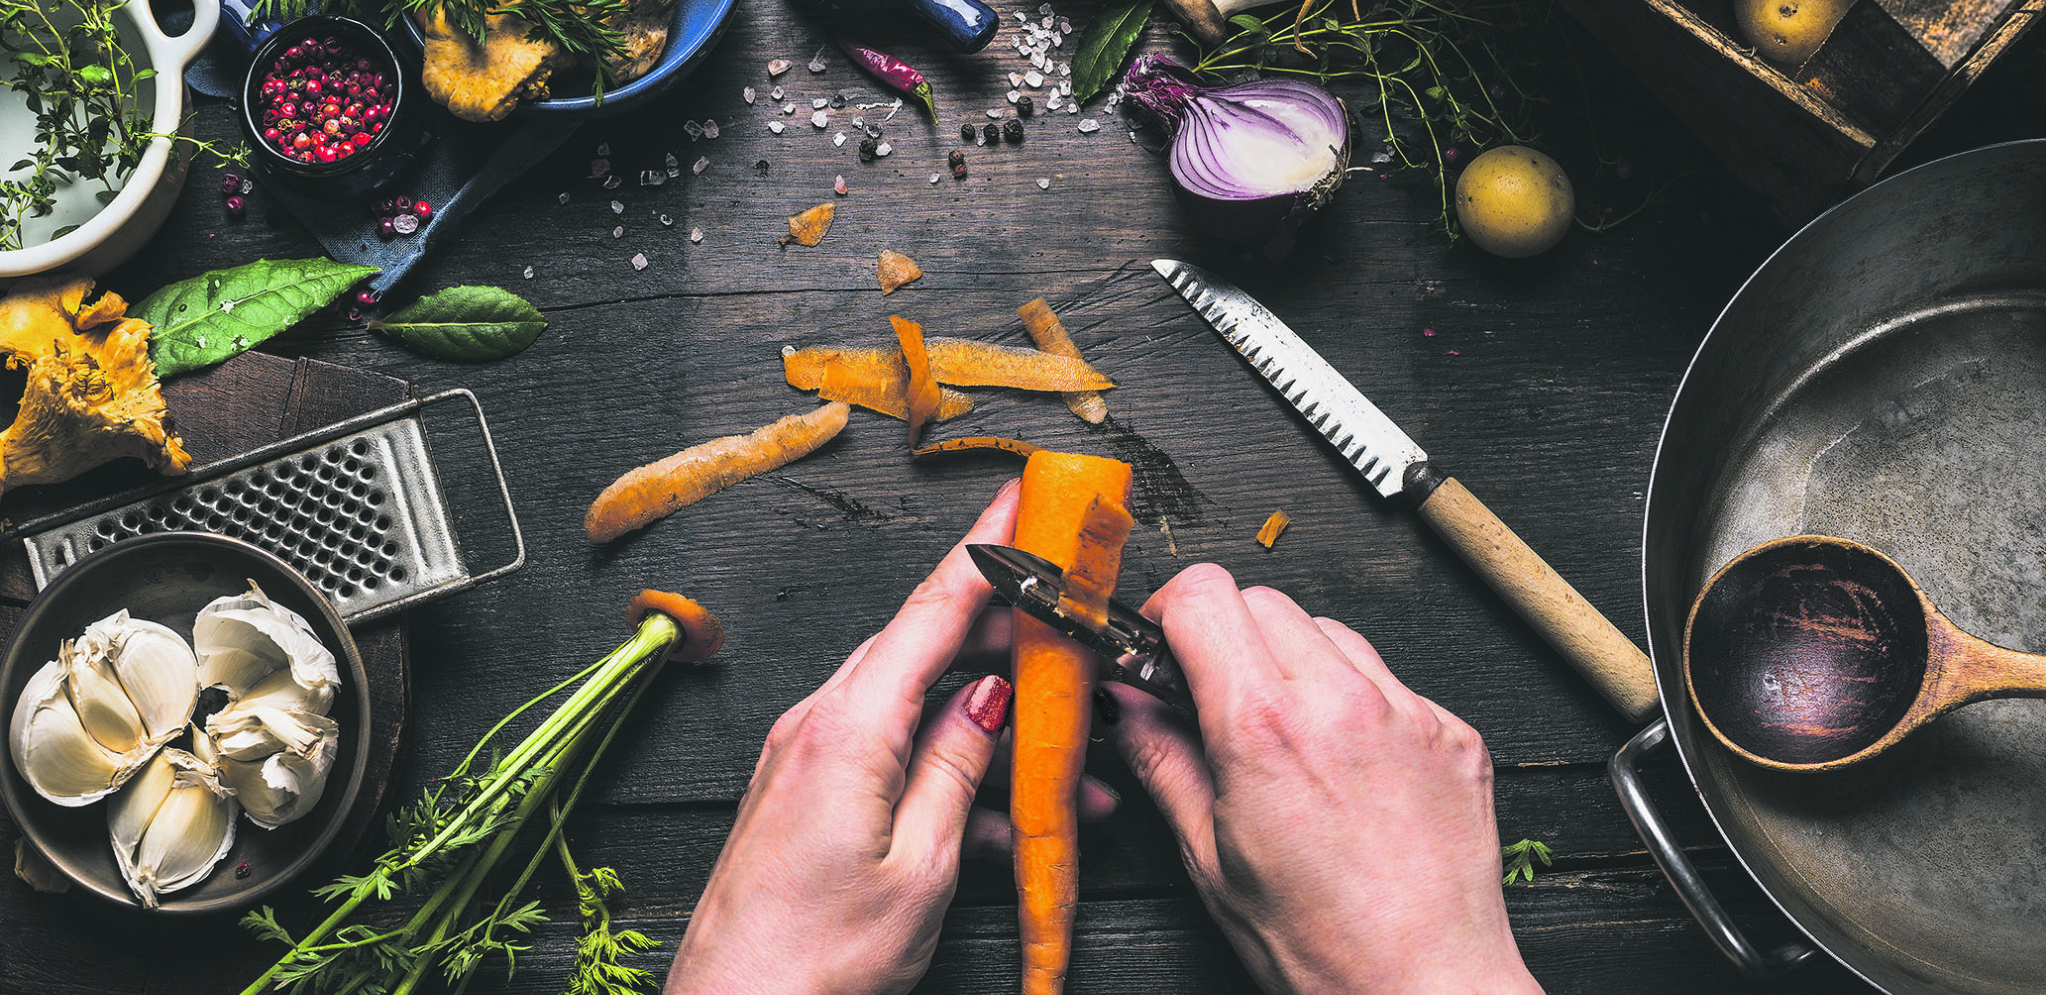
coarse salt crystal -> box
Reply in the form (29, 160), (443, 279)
(603, 175), (621, 189)
(1007, 90), (1021, 103)
(1061, 63), (1072, 76)
(557, 192), (570, 204)
(1010, 72), (1024, 87)
(590, 158), (610, 177)
(523, 265), (534, 279)
(1047, 92), (1062, 111)
(1015, 11), (1028, 21)
(875, 141), (892, 156)
(1066, 102), (1079, 114)
(744, 86), (756, 103)
(1050, 32), (1061, 46)
(1078, 118), (1099, 133)
(693, 155), (709, 174)
(834, 132), (847, 147)
(660, 213), (674, 226)
(611, 200), (625, 213)
(691, 227), (704, 243)
(1058, 17), (1071, 31)
(1030, 52), (1046, 69)
(612, 225), (624, 237)
(813, 96), (829, 109)
(834, 175), (847, 195)
(665, 152), (680, 176)
(769, 120), (786, 133)
(930, 172), (942, 184)
(768, 59), (791, 76)
(783, 102), (797, 114)
(640, 170), (666, 186)
(1025, 70), (1044, 87)
(597, 143), (611, 155)
(703, 119), (719, 138)
(812, 110), (829, 128)
(771, 86), (784, 100)
(631, 253), (648, 270)
(1042, 14), (1053, 26)
(986, 108), (1003, 118)
(808, 51), (827, 72)
(685, 120), (703, 138)
(1036, 177), (1050, 189)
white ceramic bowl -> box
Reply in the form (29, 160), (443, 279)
(0, 0), (218, 279)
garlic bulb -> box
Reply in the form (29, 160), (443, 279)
(210, 708), (339, 829)
(8, 611), (198, 806)
(195, 583), (338, 713)
(108, 746), (237, 908)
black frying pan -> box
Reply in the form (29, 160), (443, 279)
(1623, 140), (2046, 994)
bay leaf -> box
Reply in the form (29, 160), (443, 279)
(369, 285), (546, 362)
(1072, 0), (1155, 104)
(136, 257), (380, 377)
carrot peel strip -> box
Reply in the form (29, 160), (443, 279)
(1018, 298), (1109, 424)
(1011, 450), (1134, 995)
(893, 315), (939, 448)
(1256, 508), (1291, 549)
(911, 435), (1043, 460)
(583, 401), (851, 543)
(927, 336), (1114, 391)
(626, 590), (725, 663)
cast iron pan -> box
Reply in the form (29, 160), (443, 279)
(1637, 140), (2046, 993)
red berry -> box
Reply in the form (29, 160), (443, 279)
(225, 196), (245, 215)
(412, 200), (431, 220)
(377, 217), (396, 238)
(352, 132), (373, 147)
(355, 289), (377, 305)
(292, 132), (312, 150)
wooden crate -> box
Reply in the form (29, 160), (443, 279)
(1561, 0), (2043, 222)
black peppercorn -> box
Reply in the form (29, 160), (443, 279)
(858, 136), (879, 161)
(961, 123), (976, 142)
(1017, 95), (1034, 117)
(952, 162), (968, 180)
(754, 159), (770, 175)
(947, 148), (966, 168)
(983, 122), (1000, 145)
(1002, 119), (1024, 144)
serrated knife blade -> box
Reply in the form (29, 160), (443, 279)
(1152, 259), (1426, 498)
(1152, 258), (1661, 723)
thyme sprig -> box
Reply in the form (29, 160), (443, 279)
(0, 0), (246, 250)
(1186, 0), (1530, 233)
(256, 0), (632, 92)
(238, 614), (682, 995)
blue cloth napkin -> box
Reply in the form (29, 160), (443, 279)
(180, 1), (580, 294)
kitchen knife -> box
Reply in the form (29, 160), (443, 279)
(1151, 258), (1659, 723)
(967, 543), (1197, 713)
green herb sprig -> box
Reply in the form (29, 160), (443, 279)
(257, 0), (632, 93)
(1187, 0), (1531, 233)
(0, 0), (246, 250)
(237, 613), (686, 995)
(1501, 837), (1553, 885)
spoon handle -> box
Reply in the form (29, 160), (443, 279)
(1415, 477), (1660, 722)
(1934, 622), (2046, 702)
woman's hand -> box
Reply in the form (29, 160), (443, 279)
(664, 482), (1024, 995)
(1107, 564), (1544, 995)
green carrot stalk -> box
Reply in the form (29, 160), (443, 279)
(238, 603), (705, 995)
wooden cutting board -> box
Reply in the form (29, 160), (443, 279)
(0, 351), (412, 881)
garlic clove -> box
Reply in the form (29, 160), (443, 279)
(86, 611), (200, 745)
(205, 704), (336, 763)
(217, 721), (338, 830)
(108, 748), (237, 908)
(194, 583), (339, 706)
(230, 664), (335, 716)
(59, 638), (148, 754)
(8, 659), (136, 805)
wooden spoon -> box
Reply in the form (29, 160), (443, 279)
(1683, 534), (2046, 771)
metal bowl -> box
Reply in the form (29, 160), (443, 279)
(0, 532), (370, 914)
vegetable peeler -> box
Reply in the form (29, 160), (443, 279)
(967, 544), (1194, 712)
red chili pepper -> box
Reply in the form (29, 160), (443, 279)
(834, 37), (936, 120)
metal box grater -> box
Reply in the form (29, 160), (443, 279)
(11, 389), (523, 624)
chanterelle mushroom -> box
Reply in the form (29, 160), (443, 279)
(0, 276), (189, 497)
(417, 8), (571, 123)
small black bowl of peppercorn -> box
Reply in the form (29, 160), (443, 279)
(238, 16), (424, 199)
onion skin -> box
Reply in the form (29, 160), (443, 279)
(1127, 58), (1351, 261)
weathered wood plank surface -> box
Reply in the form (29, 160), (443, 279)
(16, 0), (2043, 991)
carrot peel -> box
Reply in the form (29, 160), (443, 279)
(1012, 450), (1134, 995)
(1018, 298), (1109, 424)
(911, 435), (1043, 460)
(583, 401), (851, 543)
(893, 315), (939, 448)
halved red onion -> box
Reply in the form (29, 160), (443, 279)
(1125, 57), (1350, 261)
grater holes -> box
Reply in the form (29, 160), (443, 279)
(349, 439), (369, 456)
(388, 566), (406, 582)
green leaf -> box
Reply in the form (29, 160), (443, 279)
(75, 63), (110, 85)
(135, 257), (379, 377)
(1070, 0), (1153, 104)
(369, 285), (546, 362)
(1228, 13), (1267, 33)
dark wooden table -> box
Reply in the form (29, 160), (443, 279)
(5, 2), (2043, 991)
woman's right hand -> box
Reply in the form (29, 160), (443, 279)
(1105, 563), (1544, 995)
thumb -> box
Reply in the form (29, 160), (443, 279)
(892, 675), (1012, 867)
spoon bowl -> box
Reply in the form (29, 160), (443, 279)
(1684, 535), (2046, 771)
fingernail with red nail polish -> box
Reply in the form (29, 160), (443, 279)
(964, 675), (1013, 734)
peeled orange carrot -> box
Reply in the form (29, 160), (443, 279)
(1011, 450), (1134, 995)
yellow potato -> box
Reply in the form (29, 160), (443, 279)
(1737, 0), (1853, 66)
(1454, 146), (1575, 259)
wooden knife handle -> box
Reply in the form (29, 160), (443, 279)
(1413, 476), (1660, 723)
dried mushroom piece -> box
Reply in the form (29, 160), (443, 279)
(418, 9), (570, 123)
(0, 276), (189, 497)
